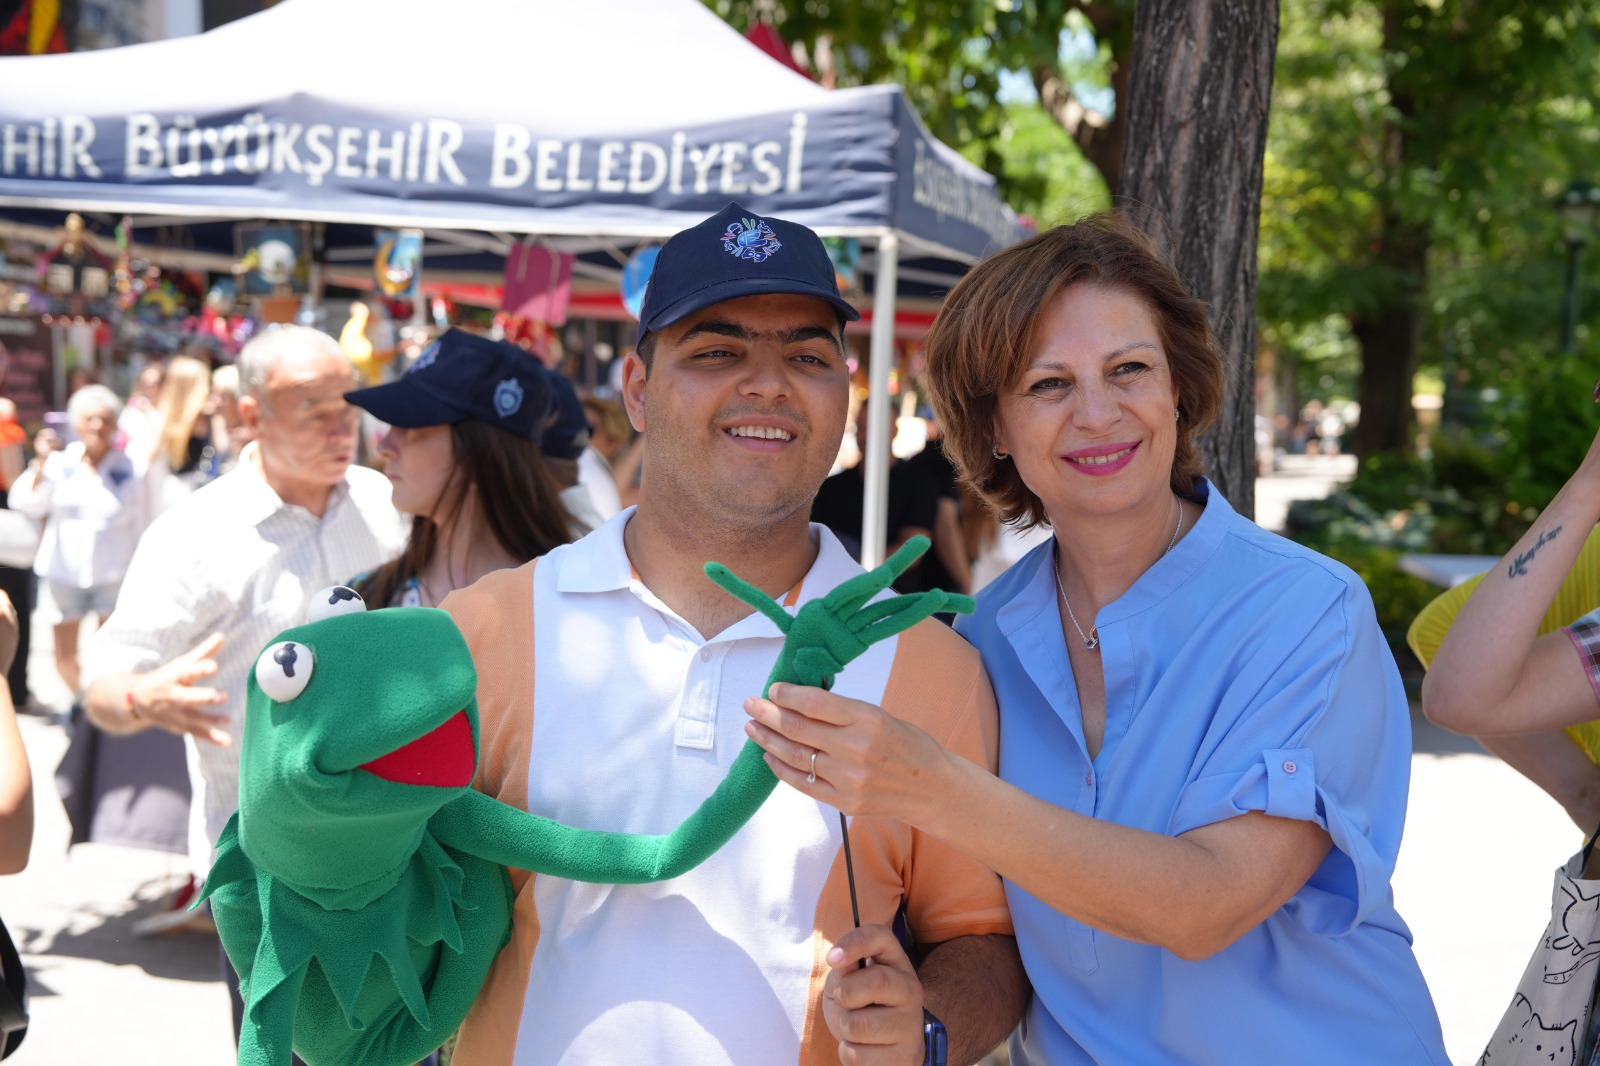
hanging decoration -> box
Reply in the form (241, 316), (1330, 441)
(373, 228), (423, 299)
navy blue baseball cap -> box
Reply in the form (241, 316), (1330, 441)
(345, 329), (553, 442)
(538, 366), (590, 461)
(636, 202), (860, 343)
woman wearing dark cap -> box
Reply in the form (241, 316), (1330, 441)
(742, 216), (1448, 1064)
(345, 328), (574, 608)
(536, 365), (612, 534)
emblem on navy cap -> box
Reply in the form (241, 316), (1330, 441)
(493, 377), (524, 418)
(723, 216), (782, 263)
(409, 341), (441, 374)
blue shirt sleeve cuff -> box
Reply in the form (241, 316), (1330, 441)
(1170, 747), (1387, 937)
(1264, 747), (1317, 820)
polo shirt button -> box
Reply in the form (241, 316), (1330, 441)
(1283, 760), (1297, 774)
(1084, 773), (1092, 786)
(699, 648), (711, 662)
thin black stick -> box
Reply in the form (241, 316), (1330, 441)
(838, 810), (866, 969)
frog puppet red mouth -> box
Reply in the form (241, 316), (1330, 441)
(358, 711), (475, 788)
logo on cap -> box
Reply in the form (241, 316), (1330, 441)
(409, 341), (441, 374)
(723, 217), (782, 264)
(493, 378), (524, 418)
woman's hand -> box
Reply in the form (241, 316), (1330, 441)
(742, 682), (950, 824)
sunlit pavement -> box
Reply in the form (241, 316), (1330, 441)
(0, 456), (1566, 1064)
(1399, 719), (1575, 1065)
(1253, 451), (1358, 533)
(0, 606), (233, 1066)
(1253, 452), (1565, 1064)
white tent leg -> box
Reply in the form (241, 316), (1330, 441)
(861, 231), (899, 570)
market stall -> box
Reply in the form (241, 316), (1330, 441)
(0, 0), (1024, 562)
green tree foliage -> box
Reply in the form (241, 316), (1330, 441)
(701, 0), (1129, 207)
(973, 103), (1110, 225)
(708, 0), (1600, 504)
(1260, 1), (1600, 461)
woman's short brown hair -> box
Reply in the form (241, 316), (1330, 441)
(925, 214), (1225, 529)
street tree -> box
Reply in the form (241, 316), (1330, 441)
(1119, 0), (1280, 513)
(1261, 0), (1600, 461)
(707, 1), (1277, 512)
(701, 0), (1134, 201)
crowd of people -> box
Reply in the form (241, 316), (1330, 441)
(2, 199), (1598, 1066)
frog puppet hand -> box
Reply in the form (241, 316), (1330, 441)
(205, 543), (972, 1066)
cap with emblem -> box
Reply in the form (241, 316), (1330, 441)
(636, 201), (861, 343)
(345, 328), (554, 442)
(537, 365), (590, 461)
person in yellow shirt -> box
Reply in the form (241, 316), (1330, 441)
(1421, 421), (1600, 829)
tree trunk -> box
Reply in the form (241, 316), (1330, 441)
(1117, 0), (1279, 518)
(1348, 2), (1427, 462)
(1349, 243), (1426, 459)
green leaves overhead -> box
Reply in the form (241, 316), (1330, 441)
(702, 0), (1125, 216)
(706, 1), (1600, 460)
(1262, 0), (1600, 455)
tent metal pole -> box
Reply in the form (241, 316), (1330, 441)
(861, 230), (898, 570)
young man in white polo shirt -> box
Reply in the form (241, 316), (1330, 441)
(442, 204), (1026, 1066)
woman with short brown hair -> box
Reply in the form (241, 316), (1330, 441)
(931, 214), (1222, 528)
(744, 215), (1448, 1064)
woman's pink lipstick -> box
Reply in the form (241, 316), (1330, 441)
(1062, 441), (1139, 477)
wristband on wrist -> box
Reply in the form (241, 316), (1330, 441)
(923, 1007), (947, 1066)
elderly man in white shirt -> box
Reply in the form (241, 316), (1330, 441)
(80, 325), (404, 1054)
(8, 384), (154, 697)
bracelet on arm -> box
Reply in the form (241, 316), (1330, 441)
(125, 686), (141, 723)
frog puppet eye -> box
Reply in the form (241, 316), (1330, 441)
(306, 585), (365, 623)
(255, 641), (315, 702)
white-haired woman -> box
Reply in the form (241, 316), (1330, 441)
(9, 384), (153, 697)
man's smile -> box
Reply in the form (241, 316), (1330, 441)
(727, 425), (794, 441)
(718, 414), (803, 452)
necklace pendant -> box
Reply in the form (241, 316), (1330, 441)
(1083, 634), (1099, 651)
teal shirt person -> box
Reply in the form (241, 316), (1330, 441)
(958, 482), (1449, 1065)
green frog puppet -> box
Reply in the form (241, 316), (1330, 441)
(200, 537), (972, 1066)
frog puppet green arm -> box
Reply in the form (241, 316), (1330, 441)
(200, 536), (972, 1066)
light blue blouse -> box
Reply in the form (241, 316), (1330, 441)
(958, 481), (1448, 1065)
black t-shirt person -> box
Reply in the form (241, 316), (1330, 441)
(901, 439), (965, 595)
(810, 460), (939, 592)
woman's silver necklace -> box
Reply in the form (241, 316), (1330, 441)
(1055, 499), (1184, 652)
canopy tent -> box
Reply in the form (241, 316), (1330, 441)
(0, 0), (1024, 563)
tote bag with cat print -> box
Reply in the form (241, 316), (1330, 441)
(1479, 833), (1600, 1066)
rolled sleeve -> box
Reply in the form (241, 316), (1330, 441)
(1167, 583), (1411, 937)
(1265, 747), (1316, 819)
(1169, 752), (1319, 842)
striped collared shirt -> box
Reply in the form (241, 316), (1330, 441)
(1567, 606), (1600, 705)
(85, 445), (406, 850)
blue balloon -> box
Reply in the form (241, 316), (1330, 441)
(622, 246), (661, 320)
